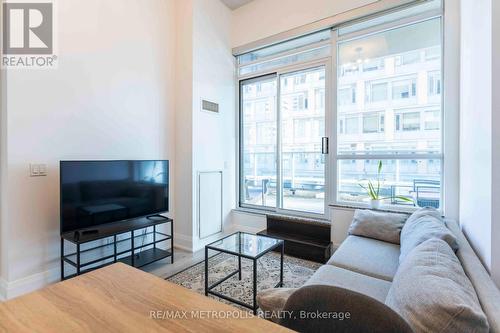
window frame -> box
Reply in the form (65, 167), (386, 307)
(332, 12), (445, 212)
(236, 1), (455, 217)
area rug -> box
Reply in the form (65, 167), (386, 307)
(166, 252), (321, 309)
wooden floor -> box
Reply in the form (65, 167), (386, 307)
(142, 246), (205, 279)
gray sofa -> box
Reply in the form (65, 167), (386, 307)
(257, 208), (500, 333)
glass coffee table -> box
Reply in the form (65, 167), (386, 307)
(204, 232), (284, 314)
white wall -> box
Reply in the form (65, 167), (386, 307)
(173, 0), (235, 252)
(459, 0), (493, 273)
(460, 0), (500, 286)
(491, 0), (500, 287)
(191, 0), (235, 250)
(0, 0), (177, 298)
(174, 0), (194, 248)
(231, 0), (377, 47)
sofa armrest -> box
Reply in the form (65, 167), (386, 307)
(280, 285), (413, 333)
(256, 288), (298, 323)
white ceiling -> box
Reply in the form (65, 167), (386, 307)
(220, 0), (254, 10)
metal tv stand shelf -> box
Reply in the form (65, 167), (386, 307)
(60, 216), (173, 280)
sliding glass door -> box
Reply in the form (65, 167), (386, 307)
(240, 65), (327, 215)
(240, 75), (278, 208)
(279, 67), (326, 214)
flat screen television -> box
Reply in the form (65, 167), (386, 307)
(60, 160), (169, 234)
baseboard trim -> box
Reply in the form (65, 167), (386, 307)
(0, 277), (7, 301)
(0, 266), (60, 301)
(173, 232), (193, 252)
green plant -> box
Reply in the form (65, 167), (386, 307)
(359, 160), (414, 203)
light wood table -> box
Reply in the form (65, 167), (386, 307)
(0, 263), (291, 333)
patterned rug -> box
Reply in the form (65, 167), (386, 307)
(166, 252), (321, 310)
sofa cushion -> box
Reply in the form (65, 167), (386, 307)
(304, 265), (392, 303)
(256, 288), (297, 323)
(405, 206), (441, 224)
(348, 209), (408, 244)
(327, 235), (400, 281)
(386, 238), (489, 333)
(399, 207), (458, 263)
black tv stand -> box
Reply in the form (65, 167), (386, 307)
(60, 216), (173, 280)
(81, 229), (99, 235)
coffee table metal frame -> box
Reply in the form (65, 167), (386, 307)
(204, 232), (284, 314)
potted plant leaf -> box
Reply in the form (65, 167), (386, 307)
(359, 160), (414, 209)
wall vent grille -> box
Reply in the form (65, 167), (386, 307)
(202, 99), (219, 113)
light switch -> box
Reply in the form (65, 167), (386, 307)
(30, 163), (47, 177)
(39, 164), (47, 176)
(30, 164), (39, 176)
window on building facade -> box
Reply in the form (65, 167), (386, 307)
(366, 82), (388, 102)
(424, 110), (440, 130)
(428, 71), (442, 96)
(315, 89), (326, 109)
(345, 116), (359, 134)
(395, 111), (421, 131)
(339, 84), (356, 105)
(363, 58), (385, 72)
(395, 51), (421, 66)
(363, 113), (383, 133)
(392, 78), (417, 100)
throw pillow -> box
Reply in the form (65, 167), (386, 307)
(399, 207), (458, 263)
(348, 209), (408, 244)
(386, 238), (489, 333)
